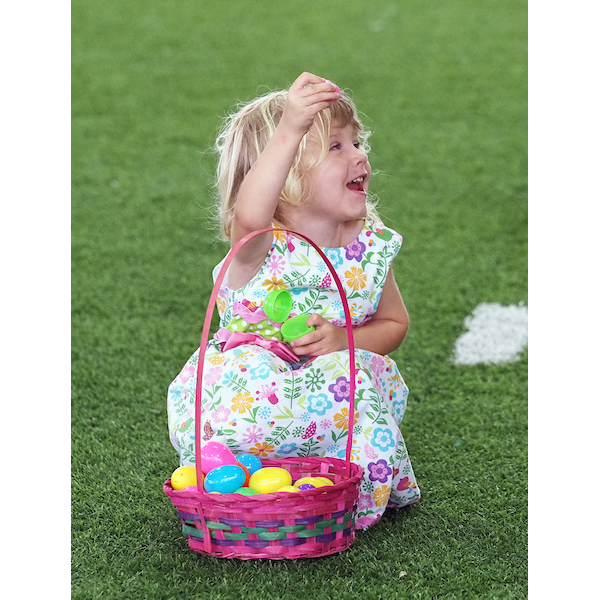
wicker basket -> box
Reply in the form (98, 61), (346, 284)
(164, 228), (364, 559)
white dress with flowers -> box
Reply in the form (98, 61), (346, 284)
(167, 221), (420, 528)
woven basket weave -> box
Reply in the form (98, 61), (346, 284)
(164, 228), (364, 559)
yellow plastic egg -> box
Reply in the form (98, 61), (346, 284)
(249, 467), (292, 494)
(171, 466), (198, 491)
(313, 477), (334, 487)
(277, 485), (300, 493)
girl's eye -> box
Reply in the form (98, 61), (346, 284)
(354, 142), (361, 149)
(330, 143), (341, 151)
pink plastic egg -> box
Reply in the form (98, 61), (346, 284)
(200, 441), (237, 474)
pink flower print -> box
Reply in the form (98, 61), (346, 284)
(242, 425), (264, 445)
(370, 355), (386, 377)
(267, 255), (285, 277)
(328, 376), (351, 403)
(204, 366), (222, 386)
(319, 419), (332, 430)
(364, 442), (378, 460)
(302, 421), (317, 439)
(357, 492), (374, 511)
(320, 273), (332, 288)
(357, 514), (382, 529)
(180, 364), (196, 384)
(211, 405), (231, 424)
(368, 459), (392, 483)
(396, 476), (412, 491)
(257, 382), (280, 405)
(345, 239), (366, 262)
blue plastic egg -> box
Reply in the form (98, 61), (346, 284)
(236, 453), (263, 475)
(204, 464), (246, 493)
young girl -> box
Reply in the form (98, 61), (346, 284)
(167, 72), (420, 528)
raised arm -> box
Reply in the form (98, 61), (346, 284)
(228, 73), (339, 289)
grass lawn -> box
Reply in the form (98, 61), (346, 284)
(72, 0), (527, 598)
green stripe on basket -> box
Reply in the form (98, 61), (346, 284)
(182, 512), (354, 541)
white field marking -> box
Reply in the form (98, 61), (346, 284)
(453, 302), (528, 365)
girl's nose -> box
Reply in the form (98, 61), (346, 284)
(352, 145), (368, 165)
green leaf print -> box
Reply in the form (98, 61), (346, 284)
(283, 270), (309, 287)
(296, 289), (324, 315)
(224, 439), (244, 454)
(203, 386), (223, 408)
(290, 254), (313, 268)
(330, 429), (348, 444)
(298, 436), (320, 457)
(225, 372), (252, 395)
(241, 406), (259, 424)
(274, 406), (296, 420)
(283, 375), (303, 404)
(265, 423), (292, 445)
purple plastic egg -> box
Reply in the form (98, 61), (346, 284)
(297, 483), (316, 491)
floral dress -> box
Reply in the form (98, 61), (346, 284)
(167, 221), (420, 528)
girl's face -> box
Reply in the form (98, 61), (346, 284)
(305, 122), (371, 224)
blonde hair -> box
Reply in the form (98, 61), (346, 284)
(214, 87), (380, 239)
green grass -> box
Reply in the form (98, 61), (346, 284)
(72, 0), (527, 598)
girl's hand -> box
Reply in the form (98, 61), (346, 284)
(290, 314), (348, 356)
(279, 72), (340, 138)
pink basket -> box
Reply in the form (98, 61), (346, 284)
(164, 228), (364, 559)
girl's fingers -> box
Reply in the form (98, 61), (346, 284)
(292, 72), (327, 90)
(306, 314), (326, 328)
(302, 82), (339, 101)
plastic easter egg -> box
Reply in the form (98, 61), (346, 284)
(182, 485), (198, 493)
(204, 464), (246, 493)
(277, 485), (300, 493)
(313, 477), (334, 487)
(200, 441), (237, 474)
(297, 483), (316, 491)
(171, 466), (197, 491)
(235, 487), (259, 495)
(293, 476), (331, 489)
(236, 462), (251, 486)
(281, 314), (315, 343)
(263, 289), (293, 323)
(249, 467), (292, 494)
(236, 453), (263, 475)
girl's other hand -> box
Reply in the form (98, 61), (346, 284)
(290, 314), (348, 356)
(280, 72), (340, 138)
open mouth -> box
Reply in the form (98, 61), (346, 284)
(346, 176), (366, 192)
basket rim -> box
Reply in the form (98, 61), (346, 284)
(164, 460), (364, 502)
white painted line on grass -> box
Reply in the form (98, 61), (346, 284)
(453, 302), (528, 365)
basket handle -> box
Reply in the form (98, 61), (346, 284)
(194, 228), (357, 490)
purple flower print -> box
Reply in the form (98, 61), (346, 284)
(368, 459), (393, 483)
(345, 239), (366, 262)
(328, 376), (351, 402)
